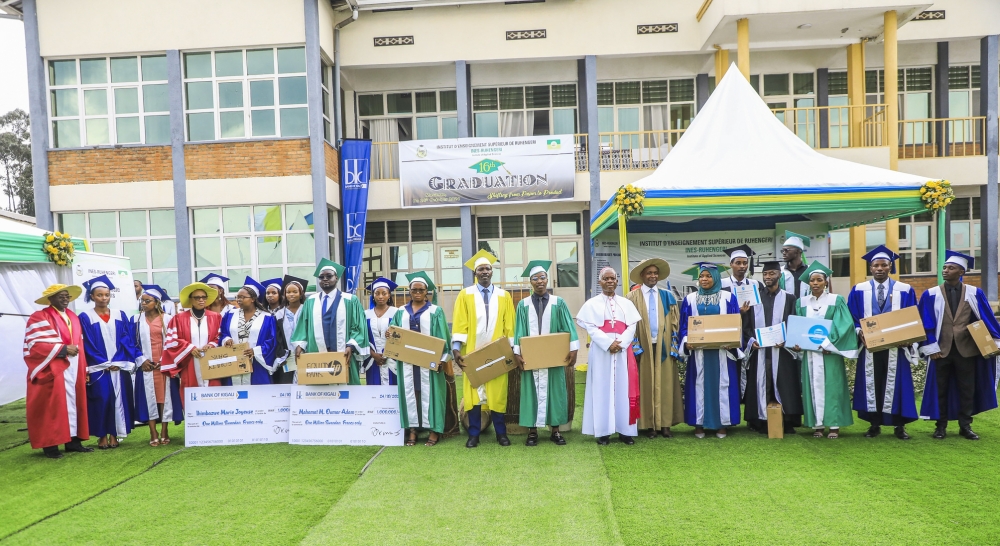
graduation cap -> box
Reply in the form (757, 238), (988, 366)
(83, 275), (115, 303)
(366, 276), (398, 308)
(406, 271), (438, 304)
(782, 230), (811, 250)
(140, 284), (168, 301)
(464, 248), (498, 271)
(861, 245), (900, 274)
(944, 250), (974, 271)
(262, 278), (284, 294)
(798, 260), (833, 282)
(681, 262), (730, 280)
(199, 273), (230, 290)
(521, 260), (552, 279)
(314, 258), (345, 279)
(241, 276), (266, 300)
(724, 244), (757, 275)
(760, 261), (782, 273)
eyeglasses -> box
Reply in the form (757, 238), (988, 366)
(317, 274), (336, 280)
(530, 275), (548, 281)
(235, 295), (254, 300)
(189, 295), (209, 301)
(140, 299), (156, 305)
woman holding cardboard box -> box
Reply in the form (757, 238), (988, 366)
(389, 272), (451, 446)
(792, 262), (857, 439)
(677, 263), (743, 439)
(364, 277), (399, 386)
(220, 277), (278, 386)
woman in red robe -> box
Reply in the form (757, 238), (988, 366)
(160, 282), (223, 406)
(23, 284), (93, 459)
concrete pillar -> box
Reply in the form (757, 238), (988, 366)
(935, 42), (949, 157)
(21, 0), (51, 229)
(696, 73), (709, 111)
(979, 35), (998, 302)
(166, 51), (192, 287)
(456, 61), (476, 287)
(817, 68), (829, 148)
(580, 56), (600, 297)
(846, 42), (866, 147)
(305, 0), (330, 262)
(884, 10), (899, 171)
(736, 19), (750, 81)
(714, 48), (729, 83)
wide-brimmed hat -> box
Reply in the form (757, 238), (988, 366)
(179, 282), (218, 308)
(629, 258), (670, 285)
(35, 284), (83, 306)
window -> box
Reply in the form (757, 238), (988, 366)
(183, 47), (308, 141)
(358, 89), (457, 179)
(476, 213), (581, 287)
(472, 84), (577, 138)
(363, 219), (441, 287)
(898, 210), (936, 275)
(191, 204), (316, 292)
(48, 55), (170, 148)
(948, 65), (982, 146)
(59, 210), (179, 296)
(595, 78), (694, 150)
(827, 71), (850, 148)
(760, 72), (817, 146)
(948, 197), (981, 270)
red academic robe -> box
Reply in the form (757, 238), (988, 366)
(23, 306), (90, 449)
(160, 310), (222, 406)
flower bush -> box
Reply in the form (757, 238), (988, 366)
(615, 184), (645, 219)
(43, 231), (75, 266)
(920, 180), (954, 211)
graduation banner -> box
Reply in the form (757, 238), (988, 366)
(71, 251), (137, 314)
(183, 385), (292, 447)
(341, 139), (372, 293)
(288, 385), (404, 446)
(398, 135), (575, 207)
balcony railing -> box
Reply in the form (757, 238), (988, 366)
(897, 117), (986, 159)
(367, 107), (983, 180)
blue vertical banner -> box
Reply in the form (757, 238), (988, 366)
(340, 139), (372, 293)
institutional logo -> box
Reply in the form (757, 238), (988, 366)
(416, 145), (428, 158)
(546, 139), (561, 150)
(469, 158), (505, 175)
(807, 325), (830, 346)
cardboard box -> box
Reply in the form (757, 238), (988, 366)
(200, 343), (252, 380)
(861, 306), (926, 351)
(463, 337), (517, 388)
(766, 403), (784, 439)
(687, 314), (742, 349)
(967, 320), (1000, 357)
(383, 326), (446, 371)
(296, 352), (349, 385)
(785, 315), (833, 352)
(520, 333), (572, 371)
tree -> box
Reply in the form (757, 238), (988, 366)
(0, 109), (34, 216)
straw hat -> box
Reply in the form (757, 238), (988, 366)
(179, 282), (218, 308)
(629, 258), (670, 286)
(35, 284), (83, 306)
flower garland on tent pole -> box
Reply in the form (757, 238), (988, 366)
(920, 180), (954, 285)
(615, 185), (645, 294)
(42, 231), (75, 266)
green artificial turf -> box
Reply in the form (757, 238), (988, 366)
(2, 372), (999, 545)
(0, 399), (28, 451)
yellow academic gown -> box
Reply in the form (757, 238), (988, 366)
(452, 285), (515, 412)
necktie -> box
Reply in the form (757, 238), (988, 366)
(322, 294), (329, 315)
(877, 284), (885, 309)
(482, 286), (490, 318)
(647, 288), (657, 334)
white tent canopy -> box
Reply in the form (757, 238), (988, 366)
(635, 64), (929, 192)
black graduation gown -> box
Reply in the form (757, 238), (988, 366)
(741, 287), (803, 429)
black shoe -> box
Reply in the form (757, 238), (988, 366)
(959, 427), (980, 440)
(43, 446), (63, 459)
(550, 431), (566, 445)
(619, 434), (635, 445)
(933, 426), (946, 440)
(660, 428), (673, 438)
(64, 440), (94, 453)
(756, 424), (768, 435)
(894, 426), (911, 440)
(496, 434), (511, 447)
(596, 435), (610, 445)
(525, 432), (538, 447)
(646, 429), (657, 439)
(864, 425), (882, 438)
(465, 435), (480, 448)
(783, 425), (797, 434)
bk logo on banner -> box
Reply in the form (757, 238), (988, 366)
(343, 158), (369, 189)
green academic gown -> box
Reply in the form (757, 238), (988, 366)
(390, 303), (451, 433)
(513, 295), (580, 428)
(290, 290), (369, 385)
(796, 292), (857, 429)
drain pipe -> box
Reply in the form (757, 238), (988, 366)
(333, 1), (358, 145)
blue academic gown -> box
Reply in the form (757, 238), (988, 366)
(678, 291), (743, 429)
(129, 313), (183, 424)
(917, 284), (1000, 420)
(847, 280), (919, 426)
(364, 309), (398, 386)
(80, 309), (144, 438)
(218, 310), (278, 385)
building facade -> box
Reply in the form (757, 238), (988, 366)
(5, 0), (999, 317)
